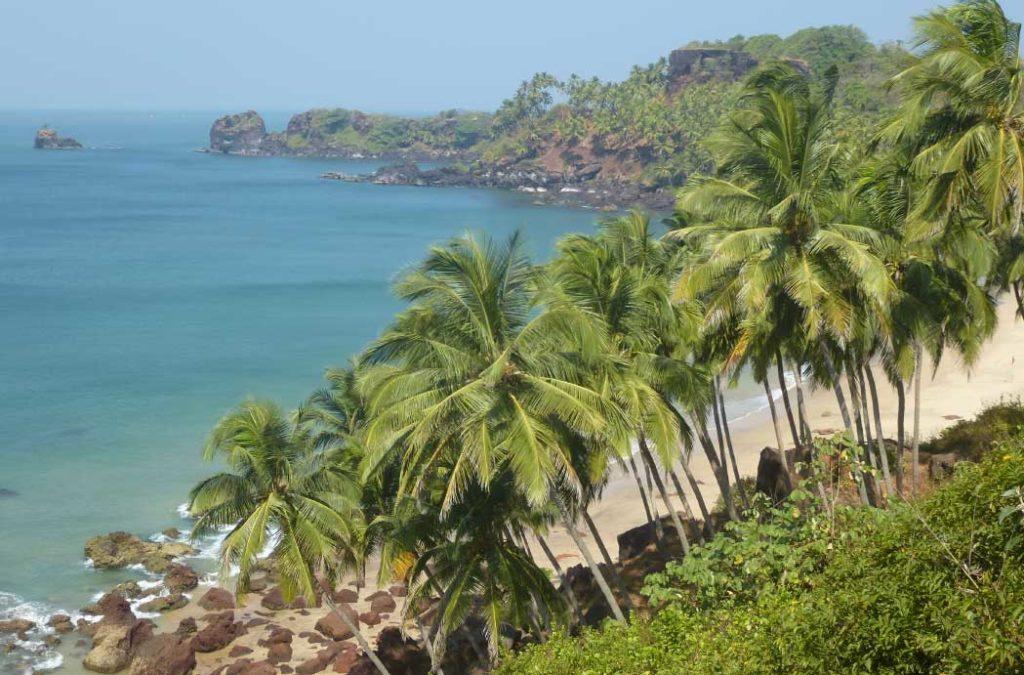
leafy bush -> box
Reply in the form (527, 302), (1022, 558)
(922, 399), (1024, 462)
(499, 429), (1024, 674)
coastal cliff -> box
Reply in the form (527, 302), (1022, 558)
(207, 26), (905, 208)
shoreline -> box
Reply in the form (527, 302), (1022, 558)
(10, 300), (1021, 674)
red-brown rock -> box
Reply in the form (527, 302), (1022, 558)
(128, 633), (196, 675)
(163, 564), (200, 594)
(358, 612), (380, 627)
(229, 645), (253, 657)
(368, 595), (396, 614)
(191, 611), (246, 652)
(198, 587), (235, 611)
(267, 641), (293, 664)
(387, 585), (407, 598)
(332, 589), (358, 604)
(314, 609), (358, 642)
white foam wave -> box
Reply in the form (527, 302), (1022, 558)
(0, 591), (72, 673)
(176, 502), (192, 519)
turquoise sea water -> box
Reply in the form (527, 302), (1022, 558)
(0, 111), (774, 673)
(0, 111), (602, 672)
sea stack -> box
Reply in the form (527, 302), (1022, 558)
(208, 110), (268, 154)
(34, 126), (82, 149)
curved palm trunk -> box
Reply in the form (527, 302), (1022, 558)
(555, 499), (627, 623)
(645, 462), (667, 552)
(321, 585), (391, 675)
(1013, 281), (1023, 320)
(846, 365), (866, 446)
(822, 352), (853, 434)
(627, 455), (655, 524)
(415, 615), (443, 674)
(637, 435), (692, 556)
(535, 534), (582, 623)
(822, 364), (870, 507)
(863, 365), (894, 499)
(791, 360), (812, 449)
(775, 351), (801, 462)
(764, 378), (787, 453)
(912, 345), (923, 497)
(896, 379), (906, 496)
(710, 380), (727, 468)
(716, 379), (748, 509)
(694, 419), (739, 521)
(677, 452), (714, 537)
(582, 511), (634, 613)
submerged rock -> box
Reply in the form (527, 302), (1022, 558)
(137, 593), (188, 613)
(34, 126), (82, 149)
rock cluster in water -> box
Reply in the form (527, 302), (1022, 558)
(34, 127), (82, 149)
(84, 532), (195, 574)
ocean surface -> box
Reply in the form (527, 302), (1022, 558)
(0, 111), (769, 672)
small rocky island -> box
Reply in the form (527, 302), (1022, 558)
(34, 126), (82, 149)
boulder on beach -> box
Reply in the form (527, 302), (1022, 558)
(127, 633), (196, 675)
(83, 618), (153, 673)
(198, 587), (235, 610)
(162, 563), (199, 594)
(47, 613), (75, 634)
(191, 611), (246, 652)
(84, 532), (194, 573)
(333, 588), (358, 604)
(314, 607), (358, 641)
(138, 593), (188, 613)
(34, 126), (83, 149)
(369, 594), (396, 615)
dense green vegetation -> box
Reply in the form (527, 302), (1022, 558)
(500, 429), (1024, 673)
(188, 2), (1023, 673)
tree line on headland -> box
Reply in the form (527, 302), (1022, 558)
(189, 1), (1024, 672)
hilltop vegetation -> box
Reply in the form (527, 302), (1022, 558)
(211, 26), (907, 193)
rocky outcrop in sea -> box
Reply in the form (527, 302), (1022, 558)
(321, 162), (676, 211)
(34, 127), (82, 150)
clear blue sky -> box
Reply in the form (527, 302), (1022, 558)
(1, 0), (940, 113)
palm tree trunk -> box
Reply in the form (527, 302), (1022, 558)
(535, 533), (583, 622)
(555, 498), (627, 623)
(846, 363), (866, 446)
(321, 585), (391, 675)
(912, 345), (923, 497)
(822, 352), (853, 433)
(896, 378), (906, 496)
(582, 511), (634, 613)
(637, 435), (692, 556)
(677, 451), (714, 536)
(693, 417), (739, 521)
(716, 377), (748, 510)
(764, 378), (786, 453)
(776, 351), (800, 459)
(710, 380), (727, 469)
(864, 365), (894, 499)
(1013, 281), (1023, 320)
(645, 462), (667, 552)
(791, 359), (812, 449)
(627, 455), (654, 524)
(415, 615), (443, 674)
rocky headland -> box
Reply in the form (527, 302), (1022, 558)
(34, 127), (83, 150)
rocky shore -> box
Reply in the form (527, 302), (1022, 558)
(321, 162), (676, 211)
(34, 127), (82, 150)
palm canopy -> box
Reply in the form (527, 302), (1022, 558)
(359, 232), (616, 513)
(188, 399), (362, 602)
(671, 64), (892, 355)
(884, 0), (1023, 235)
(547, 211), (707, 464)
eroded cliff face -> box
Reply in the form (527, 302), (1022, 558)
(208, 111), (269, 154)
(667, 48), (760, 91)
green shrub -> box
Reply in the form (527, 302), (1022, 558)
(922, 399), (1024, 462)
(499, 430), (1024, 674)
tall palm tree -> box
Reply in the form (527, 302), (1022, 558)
(359, 232), (628, 622)
(884, 0), (1023, 314)
(189, 400), (391, 675)
(547, 212), (717, 544)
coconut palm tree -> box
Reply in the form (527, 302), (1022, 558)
(189, 400), (391, 675)
(884, 0), (1023, 313)
(358, 232), (628, 623)
(546, 212), (719, 544)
